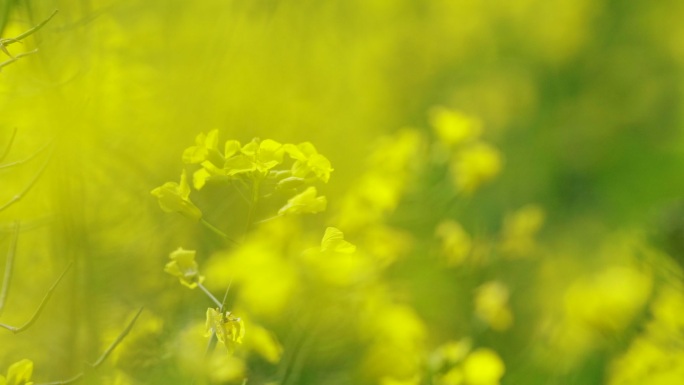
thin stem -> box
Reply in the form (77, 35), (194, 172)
(0, 262), (72, 333)
(0, 221), (20, 316)
(0, 140), (52, 170)
(220, 279), (233, 312)
(198, 282), (222, 308)
(36, 373), (84, 385)
(254, 215), (281, 225)
(243, 178), (260, 239)
(200, 218), (239, 246)
(89, 306), (145, 368)
(231, 179), (250, 204)
(204, 331), (218, 357)
(0, 146), (52, 213)
(1, 10), (58, 46)
(0, 127), (17, 162)
(0, 48), (38, 71)
(35, 306), (144, 385)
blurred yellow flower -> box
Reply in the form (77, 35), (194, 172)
(608, 285), (684, 385)
(321, 227), (357, 253)
(499, 204), (545, 258)
(430, 339), (472, 370)
(173, 320), (246, 383)
(462, 348), (505, 385)
(474, 281), (513, 331)
(437, 366), (464, 385)
(564, 266), (652, 335)
(205, 353), (245, 384)
(300, 227), (370, 286)
(278, 186), (327, 215)
(164, 247), (205, 289)
(0, 359), (33, 385)
(429, 107), (482, 147)
(450, 142), (502, 194)
(436, 220), (472, 266)
(151, 170), (202, 221)
(243, 322), (283, 364)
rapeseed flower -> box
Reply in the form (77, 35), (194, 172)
(0, 359), (33, 385)
(151, 170), (202, 221)
(164, 247), (204, 288)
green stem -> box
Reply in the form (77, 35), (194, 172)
(0, 221), (19, 316)
(0, 262), (72, 333)
(200, 218), (239, 246)
(198, 282), (222, 308)
(244, 178), (260, 239)
(0, 127), (16, 162)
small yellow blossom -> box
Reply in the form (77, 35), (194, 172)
(429, 107), (482, 147)
(151, 170), (202, 221)
(0, 359), (33, 385)
(278, 186), (327, 215)
(283, 142), (333, 183)
(164, 247), (205, 288)
(321, 227), (357, 253)
(436, 220), (472, 266)
(244, 322), (283, 364)
(205, 308), (246, 349)
(500, 204), (545, 258)
(182, 129), (221, 165)
(474, 281), (513, 331)
(462, 348), (505, 385)
(564, 266), (652, 335)
(227, 138), (284, 174)
(450, 142), (502, 194)
(430, 339), (472, 370)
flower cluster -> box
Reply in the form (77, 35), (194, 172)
(185, 130), (332, 193)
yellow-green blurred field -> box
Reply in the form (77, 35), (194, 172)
(2, 1), (684, 384)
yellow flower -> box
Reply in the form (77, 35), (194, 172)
(151, 170), (202, 221)
(283, 142), (333, 183)
(499, 205), (545, 258)
(224, 138), (285, 176)
(321, 227), (356, 253)
(435, 220), (472, 266)
(429, 107), (482, 147)
(462, 348), (505, 385)
(164, 247), (205, 288)
(205, 308), (246, 349)
(474, 281), (513, 331)
(278, 186), (327, 216)
(182, 129), (222, 165)
(450, 142), (502, 194)
(0, 359), (33, 385)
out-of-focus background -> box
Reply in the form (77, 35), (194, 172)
(1, 0), (684, 384)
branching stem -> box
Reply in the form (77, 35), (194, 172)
(0, 262), (72, 333)
(0, 145), (53, 213)
(35, 307), (144, 385)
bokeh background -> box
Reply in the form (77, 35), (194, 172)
(1, 0), (684, 384)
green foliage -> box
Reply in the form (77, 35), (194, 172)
(2, 1), (684, 385)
